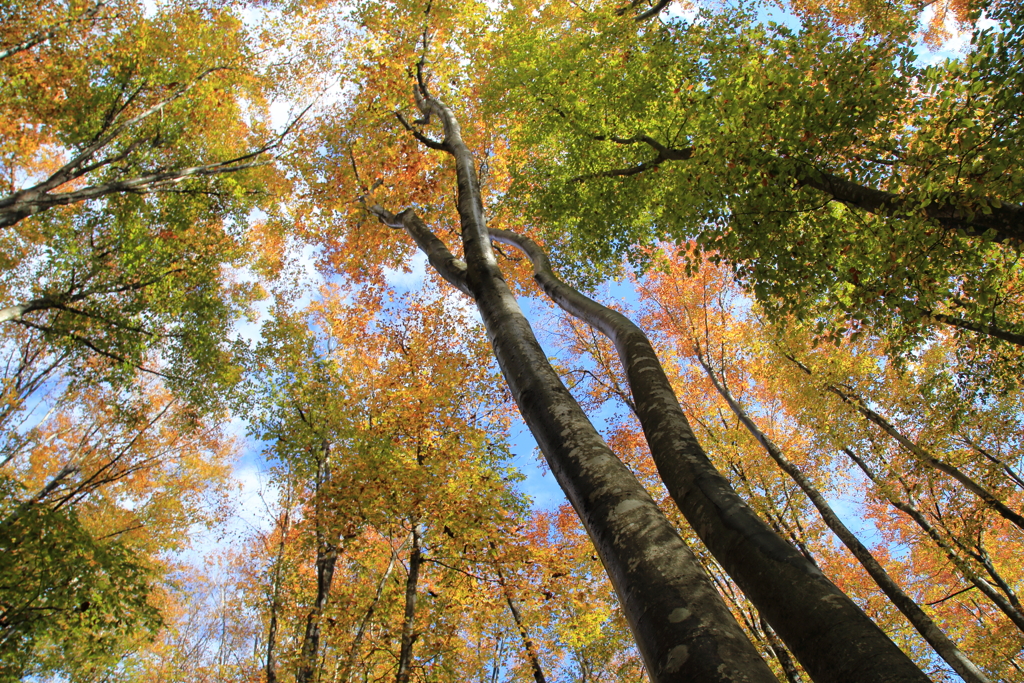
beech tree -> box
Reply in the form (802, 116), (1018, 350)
(5, 0), (1024, 679)
(235, 282), (547, 682)
(0, 0), (290, 402)
(346, 56), (950, 678)
(490, 0), (1024, 389)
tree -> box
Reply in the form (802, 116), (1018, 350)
(488, 0), (1024, 388)
(628, 249), (998, 682)
(8, 0), (1024, 678)
(237, 280), (547, 683)
(0, 0), (290, 403)
(0, 381), (237, 679)
(351, 55), (952, 678)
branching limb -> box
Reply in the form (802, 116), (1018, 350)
(571, 138), (693, 182)
(365, 204), (470, 296)
(0, 1), (105, 62)
(395, 112), (446, 151)
(924, 310), (1024, 347)
(0, 76), (308, 229)
(14, 319), (179, 381)
(614, 0), (671, 21)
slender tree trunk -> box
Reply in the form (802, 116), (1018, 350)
(265, 500), (293, 683)
(695, 353), (991, 683)
(490, 548), (547, 683)
(337, 542), (400, 683)
(369, 82), (778, 683)
(489, 227), (930, 683)
(297, 440), (339, 683)
(395, 524), (422, 683)
(786, 354), (1024, 533)
(842, 448), (1024, 633)
(760, 617), (803, 683)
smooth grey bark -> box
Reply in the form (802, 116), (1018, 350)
(489, 227), (931, 683)
(370, 77), (778, 683)
(961, 436), (1024, 490)
(786, 354), (1024, 533)
(297, 441), (339, 683)
(695, 352), (991, 683)
(759, 617), (803, 683)
(503, 589), (547, 683)
(842, 448), (1024, 634)
(395, 524), (422, 683)
(0, 156), (268, 229)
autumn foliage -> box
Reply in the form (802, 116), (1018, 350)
(2, 0), (1023, 680)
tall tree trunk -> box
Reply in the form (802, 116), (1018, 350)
(695, 352), (991, 683)
(265, 496), (293, 683)
(395, 524), (422, 683)
(842, 447), (1024, 634)
(369, 80), (778, 683)
(490, 546), (547, 683)
(488, 227), (930, 683)
(297, 440), (338, 683)
(787, 354), (1024, 533)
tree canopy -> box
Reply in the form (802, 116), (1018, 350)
(1, 0), (1023, 681)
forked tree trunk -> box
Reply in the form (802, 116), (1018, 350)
(370, 81), (778, 683)
(488, 227), (930, 683)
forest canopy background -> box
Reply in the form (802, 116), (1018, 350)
(0, 0), (1022, 681)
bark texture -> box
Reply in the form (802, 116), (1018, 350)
(370, 79), (778, 683)
(488, 227), (931, 683)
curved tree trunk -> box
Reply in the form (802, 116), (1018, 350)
(842, 447), (1024, 634)
(368, 80), (778, 683)
(695, 352), (991, 683)
(488, 227), (931, 683)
